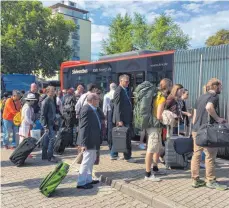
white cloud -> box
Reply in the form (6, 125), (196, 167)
(178, 10), (229, 48)
(91, 24), (109, 58)
(182, 3), (203, 13)
(165, 9), (190, 18)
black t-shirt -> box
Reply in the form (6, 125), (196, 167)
(193, 92), (219, 132)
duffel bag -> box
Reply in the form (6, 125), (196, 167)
(196, 123), (229, 147)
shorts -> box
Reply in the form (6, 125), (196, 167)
(146, 127), (162, 153)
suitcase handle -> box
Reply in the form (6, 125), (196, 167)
(35, 132), (48, 146)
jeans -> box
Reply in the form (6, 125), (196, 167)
(110, 124), (132, 160)
(3, 119), (18, 147)
(77, 150), (96, 186)
(42, 126), (55, 160)
(191, 132), (218, 182)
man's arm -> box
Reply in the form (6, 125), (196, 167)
(206, 102), (225, 123)
(192, 109), (196, 125)
(40, 100), (48, 128)
(78, 108), (89, 148)
(113, 88), (122, 125)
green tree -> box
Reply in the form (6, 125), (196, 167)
(101, 14), (133, 55)
(148, 14), (190, 51)
(205, 29), (229, 46)
(1, 1), (75, 77)
(101, 13), (190, 55)
(132, 13), (150, 50)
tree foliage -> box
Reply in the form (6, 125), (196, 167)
(148, 14), (190, 51)
(1, 1), (76, 77)
(205, 29), (229, 46)
(101, 13), (190, 55)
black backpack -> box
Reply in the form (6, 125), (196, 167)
(63, 95), (76, 113)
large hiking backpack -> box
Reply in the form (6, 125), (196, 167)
(63, 95), (76, 113)
(133, 81), (159, 130)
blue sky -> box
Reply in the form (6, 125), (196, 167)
(42, 1), (229, 60)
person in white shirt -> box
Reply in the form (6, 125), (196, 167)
(19, 93), (37, 143)
(102, 83), (117, 150)
(75, 83), (98, 118)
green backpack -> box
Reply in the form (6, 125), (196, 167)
(133, 81), (160, 130)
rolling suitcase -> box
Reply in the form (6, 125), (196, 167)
(112, 126), (130, 153)
(9, 133), (47, 167)
(165, 119), (192, 169)
(54, 127), (71, 154)
(39, 158), (77, 197)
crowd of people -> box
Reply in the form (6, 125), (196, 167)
(0, 75), (227, 190)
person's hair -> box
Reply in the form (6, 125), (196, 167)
(87, 83), (97, 92)
(183, 89), (188, 93)
(57, 90), (62, 97)
(87, 93), (98, 102)
(39, 89), (43, 94)
(206, 78), (221, 91)
(110, 83), (117, 91)
(170, 84), (184, 98)
(158, 78), (173, 91)
(119, 74), (129, 82)
(21, 90), (25, 94)
(46, 86), (55, 93)
(77, 84), (84, 90)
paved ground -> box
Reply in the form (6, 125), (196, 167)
(1, 147), (152, 208)
(1, 142), (229, 208)
(92, 142), (229, 208)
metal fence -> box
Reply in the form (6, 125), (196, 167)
(174, 44), (229, 121)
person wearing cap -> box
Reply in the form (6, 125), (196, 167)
(2, 90), (22, 149)
(19, 93), (37, 144)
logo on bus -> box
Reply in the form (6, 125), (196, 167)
(72, 69), (88, 74)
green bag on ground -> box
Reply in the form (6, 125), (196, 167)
(39, 162), (70, 197)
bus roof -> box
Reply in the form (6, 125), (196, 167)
(99, 50), (160, 61)
(61, 50), (175, 69)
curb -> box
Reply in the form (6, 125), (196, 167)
(94, 172), (187, 208)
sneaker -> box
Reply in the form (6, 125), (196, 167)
(48, 156), (59, 163)
(206, 181), (228, 191)
(153, 169), (167, 175)
(125, 158), (137, 163)
(139, 143), (146, 150)
(110, 156), (119, 160)
(145, 174), (161, 182)
(192, 178), (206, 188)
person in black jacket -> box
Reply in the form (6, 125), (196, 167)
(112, 74), (136, 163)
(77, 93), (102, 189)
(40, 86), (58, 163)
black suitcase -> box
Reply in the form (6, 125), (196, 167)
(9, 133), (46, 167)
(165, 119), (192, 169)
(112, 126), (129, 153)
(54, 127), (72, 154)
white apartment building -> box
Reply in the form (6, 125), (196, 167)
(50, 0), (91, 61)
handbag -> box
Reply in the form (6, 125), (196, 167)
(196, 122), (229, 148)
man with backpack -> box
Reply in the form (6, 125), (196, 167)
(134, 78), (172, 181)
(62, 88), (77, 147)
